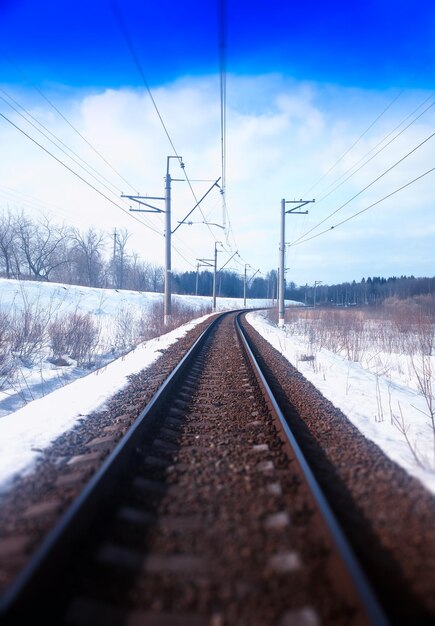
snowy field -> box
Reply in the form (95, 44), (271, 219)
(1, 278), (434, 501)
(247, 310), (435, 496)
(0, 278), (277, 417)
(0, 278), (278, 491)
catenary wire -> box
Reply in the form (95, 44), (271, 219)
(287, 93), (434, 273)
(0, 60), (242, 275)
(172, 243), (196, 268)
(303, 89), (406, 195)
(0, 52), (164, 232)
(111, 0), (219, 244)
(111, 0), (248, 267)
(1, 51), (138, 193)
(315, 95), (435, 204)
(219, 0), (227, 229)
(293, 167), (435, 247)
(0, 183), (71, 216)
(0, 111), (163, 236)
(110, 0), (178, 158)
(290, 130), (435, 246)
(0, 87), (128, 197)
(0, 91), (136, 202)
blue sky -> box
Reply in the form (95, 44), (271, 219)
(1, 0), (434, 89)
(0, 1), (434, 285)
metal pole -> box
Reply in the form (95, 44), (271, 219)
(244, 264), (247, 307)
(164, 165), (172, 325)
(278, 199), (285, 326)
(314, 280), (322, 309)
(112, 228), (117, 288)
(213, 242), (218, 311)
(278, 197), (314, 324)
(124, 155), (189, 327)
(195, 263), (199, 296)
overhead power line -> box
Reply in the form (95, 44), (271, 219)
(316, 94), (435, 204)
(110, 0), (178, 158)
(219, 0), (227, 227)
(1, 51), (137, 193)
(111, 0), (248, 265)
(0, 111), (161, 236)
(0, 183), (83, 225)
(291, 129), (435, 245)
(304, 89), (406, 196)
(0, 90), (132, 201)
(172, 243), (196, 268)
(293, 167), (435, 247)
(0, 86), (129, 196)
(34, 87), (138, 193)
(111, 0), (222, 246)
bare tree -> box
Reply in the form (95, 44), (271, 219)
(112, 228), (130, 289)
(149, 264), (164, 293)
(0, 209), (17, 278)
(70, 227), (106, 287)
(124, 253), (152, 291)
(14, 212), (69, 281)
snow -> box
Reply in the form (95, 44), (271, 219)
(0, 277), (279, 491)
(247, 311), (435, 495)
(0, 319), (208, 491)
(5, 276), (432, 501)
(0, 277), (279, 416)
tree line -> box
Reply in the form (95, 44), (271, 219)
(301, 275), (435, 307)
(0, 210), (164, 291)
(0, 209), (279, 298)
(0, 210), (433, 304)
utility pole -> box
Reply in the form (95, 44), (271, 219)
(279, 198), (315, 327)
(244, 263), (250, 307)
(313, 280), (322, 308)
(196, 258), (214, 296)
(212, 245), (238, 311)
(212, 241), (222, 311)
(245, 267), (260, 307)
(112, 228), (117, 287)
(164, 164), (172, 324)
(122, 155), (184, 325)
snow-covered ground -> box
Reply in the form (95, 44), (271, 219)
(5, 278), (433, 501)
(0, 278), (278, 417)
(0, 278), (280, 491)
(0, 316), (210, 491)
(247, 311), (435, 496)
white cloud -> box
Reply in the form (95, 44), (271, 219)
(0, 75), (434, 285)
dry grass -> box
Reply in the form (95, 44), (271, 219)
(267, 296), (435, 467)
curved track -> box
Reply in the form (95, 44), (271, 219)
(0, 311), (387, 625)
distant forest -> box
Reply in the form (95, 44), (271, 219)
(0, 210), (433, 306)
(283, 275), (435, 307)
(174, 270), (435, 307)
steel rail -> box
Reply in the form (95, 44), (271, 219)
(0, 311), (230, 623)
(235, 312), (389, 626)
(1, 309), (388, 625)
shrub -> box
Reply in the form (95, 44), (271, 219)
(48, 311), (99, 365)
(9, 302), (48, 364)
(113, 307), (137, 352)
(0, 310), (15, 388)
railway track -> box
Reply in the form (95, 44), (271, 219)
(1, 311), (388, 625)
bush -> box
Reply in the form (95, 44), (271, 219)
(9, 302), (48, 364)
(0, 310), (15, 389)
(113, 307), (137, 353)
(136, 299), (212, 342)
(48, 311), (100, 365)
